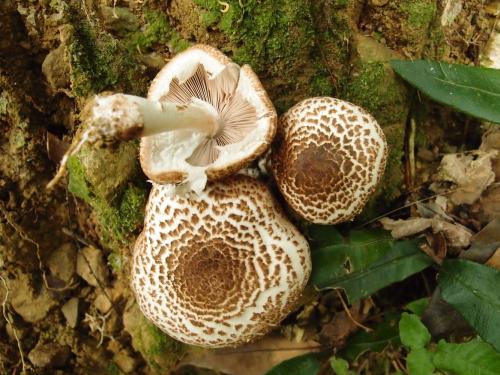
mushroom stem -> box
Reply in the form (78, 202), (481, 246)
(46, 93), (221, 190)
(91, 94), (221, 140)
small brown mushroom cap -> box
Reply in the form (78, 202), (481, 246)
(131, 175), (311, 348)
(140, 45), (277, 192)
(270, 97), (387, 224)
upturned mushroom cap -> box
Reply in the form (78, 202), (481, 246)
(270, 97), (387, 224)
(140, 45), (277, 193)
(131, 175), (311, 348)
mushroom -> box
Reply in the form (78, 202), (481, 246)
(131, 175), (311, 347)
(270, 97), (387, 224)
(47, 45), (277, 193)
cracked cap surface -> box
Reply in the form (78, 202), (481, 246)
(271, 97), (387, 224)
(131, 175), (311, 347)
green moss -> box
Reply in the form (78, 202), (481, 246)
(344, 62), (408, 125)
(0, 93), (8, 116)
(127, 10), (189, 54)
(310, 73), (335, 97)
(67, 155), (92, 202)
(67, 145), (147, 249)
(127, 310), (185, 372)
(144, 324), (180, 357)
(193, 0), (351, 110)
(106, 363), (121, 375)
(400, 0), (437, 29)
(107, 252), (123, 273)
(66, 6), (146, 97)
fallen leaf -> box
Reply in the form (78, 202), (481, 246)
(417, 195), (452, 220)
(379, 217), (432, 239)
(485, 248), (500, 270)
(431, 220), (473, 248)
(480, 128), (500, 180)
(476, 185), (500, 224)
(461, 219), (500, 262)
(432, 151), (497, 205)
(179, 334), (320, 375)
(318, 299), (374, 349)
(46, 132), (70, 164)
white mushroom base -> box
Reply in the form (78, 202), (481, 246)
(131, 176), (311, 348)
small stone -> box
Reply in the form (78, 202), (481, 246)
(101, 6), (139, 34)
(28, 342), (71, 368)
(47, 242), (77, 283)
(76, 246), (109, 287)
(3, 270), (56, 323)
(113, 350), (138, 373)
(94, 293), (112, 314)
(370, 0), (388, 6)
(61, 298), (79, 328)
(138, 53), (166, 71)
(42, 43), (71, 92)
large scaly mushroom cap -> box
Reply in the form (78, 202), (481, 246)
(131, 175), (311, 348)
(140, 45), (277, 193)
(270, 97), (387, 224)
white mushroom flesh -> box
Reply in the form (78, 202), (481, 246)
(141, 45), (276, 193)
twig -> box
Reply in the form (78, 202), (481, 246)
(218, 0), (230, 13)
(335, 289), (373, 333)
(84, 311), (114, 347)
(0, 275), (29, 374)
(223, 345), (322, 354)
(358, 188), (458, 227)
(408, 118), (416, 187)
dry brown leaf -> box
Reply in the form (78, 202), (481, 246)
(431, 220), (473, 248)
(379, 217), (432, 239)
(318, 298), (374, 349)
(178, 333), (320, 375)
(480, 128), (500, 180)
(476, 185), (500, 224)
(433, 151), (497, 205)
(485, 248), (500, 270)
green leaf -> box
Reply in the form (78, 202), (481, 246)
(399, 313), (431, 350)
(311, 230), (433, 302)
(390, 60), (500, 123)
(308, 225), (344, 249)
(330, 357), (355, 375)
(407, 348), (435, 375)
(406, 298), (429, 317)
(433, 339), (500, 375)
(265, 353), (321, 375)
(438, 259), (500, 351)
(342, 314), (400, 361)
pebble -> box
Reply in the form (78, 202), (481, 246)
(76, 246), (109, 287)
(61, 298), (79, 328)
(28, 342), (71, 368)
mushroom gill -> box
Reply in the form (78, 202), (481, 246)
(163, 64), (258, 166)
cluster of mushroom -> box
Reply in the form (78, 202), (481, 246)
(78, 45), (388, 347)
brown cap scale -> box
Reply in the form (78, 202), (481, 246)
(131, 175), (311, 348)
(270, 97), (387, 224)
(140, 44), (277, 193)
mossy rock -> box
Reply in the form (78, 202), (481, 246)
(63, 6), (148, 98)
(173, 0), (354, 111)
(123, 302), (186, 372)
(342, 35), (410, 218)
(67, 141), (147, 249)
